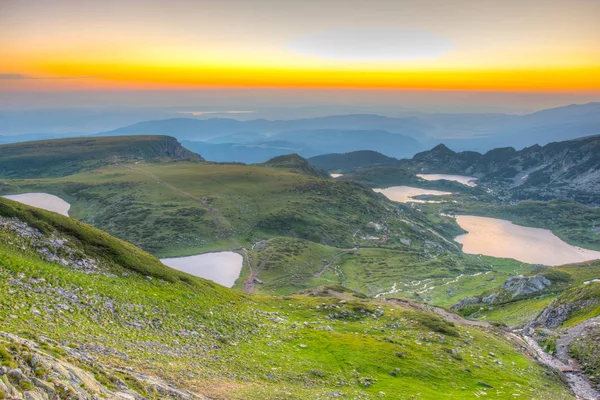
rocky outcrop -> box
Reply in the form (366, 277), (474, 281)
(409, 144), (481, 174)
(0, 217), (108, 275)
(451, 275), (552, 310)
(535, 299), (598, 329)
(0, 332), (202, 400)
(502, 275), (552, 298)
(404, 135), (600, 204)
(450, 297), (480, 310)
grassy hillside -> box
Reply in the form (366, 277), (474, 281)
(0, 135), (201, 178)
(237, 238), (505, 300)
(308, 150), (399, 172)
(4, 161), (461, 259)
(4, 154), (573, 304)
(0, 196), (197, 284)
(0, 198), (574, 399)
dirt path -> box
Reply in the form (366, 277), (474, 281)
(242, 247), (259, 294)
(387, 297), (599, 399)
(555, 317), (600, 367)
(122, 165), (264, 292)
(519, 332), (600, 400)
(122, 165), (228, 237)
(313, 249), (358, 278)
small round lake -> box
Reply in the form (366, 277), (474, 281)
(454, 215), (600, 266)
(160, 252), (244, 287)
(2, 193), (71, 216)
(417, 174), (478, 187)
(374, 186), (452, 203)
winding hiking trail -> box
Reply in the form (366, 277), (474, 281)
(551, 317), (600, 400)
(518, 331), (600, 400)
(122, 165), (228, 237)
(506, 316), (600, 400)
(388, 297), (599, 399)
(313, 248), (358, 278)
(385, 298), (492, 328)
(242, 245), (261, 294)
(555, 317), (600, 367)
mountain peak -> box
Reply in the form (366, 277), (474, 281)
(431, 143), (454, 154)
(262, 153), (330, 178)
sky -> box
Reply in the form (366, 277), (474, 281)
(1, 0), (599, 110)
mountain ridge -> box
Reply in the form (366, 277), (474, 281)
(0, 135), (202, 178)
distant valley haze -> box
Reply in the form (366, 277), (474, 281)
(2, 102), (600, 163)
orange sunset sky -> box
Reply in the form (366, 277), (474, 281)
(1, 0), (599, 94)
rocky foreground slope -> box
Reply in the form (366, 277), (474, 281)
(452, 262), (600, 398)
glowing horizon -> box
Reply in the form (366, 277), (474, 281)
(1, 0), (599, 94)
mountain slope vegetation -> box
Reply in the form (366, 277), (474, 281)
(5, 160), (460, 258)
(449, 259), (600, 392)
(0, 197), (574, 399)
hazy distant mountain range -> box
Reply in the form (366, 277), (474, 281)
(1, 102), (599, 162)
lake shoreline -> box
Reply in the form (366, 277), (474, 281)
(160, 251), (243, 287)
(454, 215), (600, 265)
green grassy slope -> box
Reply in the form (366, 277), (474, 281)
(0, 196), (197, 284)
(0, 135), (201, 178)
(0, 198), (573, 399)
(5, 161), (460, 259)
(549, 281), (600, 327)
(234, 236), (535, 306)
(3, 155), (566, 303)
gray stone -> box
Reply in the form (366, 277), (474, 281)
(502, 275), (552, 297)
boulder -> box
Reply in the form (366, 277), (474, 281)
(502, 275), (551, 297)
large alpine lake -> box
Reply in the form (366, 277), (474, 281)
(454, 215), (600, 266)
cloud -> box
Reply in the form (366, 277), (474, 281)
(285, 28), (453, 62)
(0, 74), (30, 80)
(178, 110), (254, 116)
(0, 73), (95, 80)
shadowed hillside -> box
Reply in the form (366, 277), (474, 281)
(308, 150), (399, 172)
(0, 135), (202, 178)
